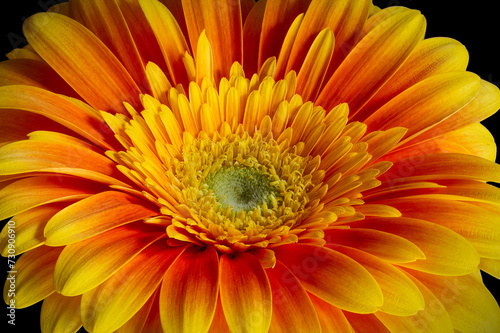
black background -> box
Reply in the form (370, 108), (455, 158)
(0, 1), (499, 332)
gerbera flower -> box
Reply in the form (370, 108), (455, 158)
(1, 0), (500, 332)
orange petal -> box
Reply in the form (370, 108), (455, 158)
(0, 58), (77, 97)
(207, 293), (231, 333)
(81, 241), (185, 333)
(0, 203), (68, 256)
(3, 246), (62, 308)
(316, 8), (425, 114)
(160, 246), (219, 333)
(286, 0), (370, 75)
(0, 176), (104, 221)
(41, 293), (82, 333)
(382, 153), (500, 184)
(358, 37), (469, 120)
(308, 293), (354, 333)
(435, 123), (497, 162)
(266, 261), (321, 333)
(44, 191), (158, 246)
(0, 85), (117, 151)
(387, 198), (500, 259)
(0, 138), (127, 186)
(363, 72), (481, 143)
(53, 222), (165, 296)
(141, 290), (164, 332)
(242, 0), (268, 76)
(0, 110), (76, 147)
(375, 270), (454, 333)
(181, 0), (242, 82)
(324, 228), (425, 263)
(295, 28), (334, 102)
(331, 245), (424, 316)
(409, 270), (500, 332)
(219, 252), (272, 333)
(258, 0), (311, 68)
(274, 244), (383, 313)
(69, 0), (148, 90)
(23, 13), (141, 114)
(139, 0), (190, 87)
(404, 79), (500, 145)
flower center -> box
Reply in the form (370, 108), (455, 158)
(203, 166), (278, 213)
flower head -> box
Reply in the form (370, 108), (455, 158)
(1, 0), (500, 332)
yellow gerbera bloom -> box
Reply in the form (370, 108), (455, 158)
(1, 0), (500, 332)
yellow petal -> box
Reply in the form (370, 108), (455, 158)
(53, 222), (165, 296)
(41, 293), (82, 333)
(3, 246), (62, 308)
(332, 245), (424, 316)
(274, 244), (383, 313)
(81, 241), (184, 333)
(44, 191), (158, 246)
(410, 270), (500, 332)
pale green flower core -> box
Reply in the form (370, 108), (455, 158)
(204, 166), (278, 212)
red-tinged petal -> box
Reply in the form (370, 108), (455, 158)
(81, 241), (185, 333)
(274, 244), (383, 313)
(0, 203), (68, 256)
(0, 110), (76, 147)
(350, 217), (480, 275)
(363, 72), (481, 143)
(0, 85), (117, 151)
(258, 0), (311, 68)
(0, 176), (105, 221)
(342, 312), (389, 333)
(435, 123), (497, 162)
(53, 222), (165, 296)
(316, 8), (425, 114)
(116, 0), (169, 73)
(308, 293), (354, 333)
(41, 293), (82, 333)
(358, 37), (469, 120)
(3, 246), (62, 308)
(23, 13), (142, 114)
(386, 199), (500, 259)
(242, 0), (268, 76)
(409, 270), (500, 332)
(324, 228), (425, 264)
(375, 270), (454, 333)
(181, 0), (242, 82)
(139, 0), (190, 86)
(0, 138), (127, 186)
(115, 289), (158, 333)
(266, 261), (321, 333)
(330, 245), (424, 316)
(207, 293), (231, 333)
(160, 246), (219, 333)
(219, 252), (272, 333)
(404, 79), (500, 145)
(69, 0), (148, 91)
(295, 28), (334, 102)
(45, 191), (158, 246)
(0, 58), (77, 97)
(286, 0), (370, 75)
(141, 290), (164, 333)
